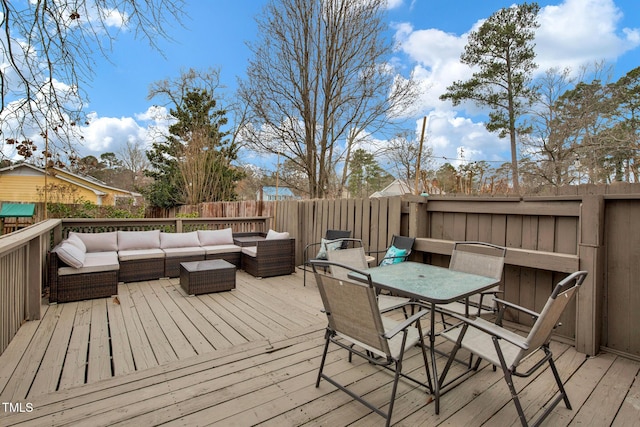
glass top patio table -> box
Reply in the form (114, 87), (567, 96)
(348, 261), (499, 415)
(348, 261), (498, 304)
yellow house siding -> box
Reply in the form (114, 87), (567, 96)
(0, 164), (137, 206)
(0, 175), (99, 203)
(53, 170), (134, 201)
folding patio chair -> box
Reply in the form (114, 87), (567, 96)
(368, 235), (415, 266)
(310, 260), (433, 427)
(438, 270), (588, 427)
(303, 229), (352, 286)
(327, 247), (411, 313)
(437, 241), (506, 323)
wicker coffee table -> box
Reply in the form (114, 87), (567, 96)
(180, 259), (236, 295)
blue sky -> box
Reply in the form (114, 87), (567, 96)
(70, 0), (640, 170)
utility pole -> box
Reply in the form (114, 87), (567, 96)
(414, 116), (427, 195)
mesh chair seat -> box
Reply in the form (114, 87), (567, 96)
(439, 271), (588, 427)
(438, 241), (506, 321)
(327, 247), (411, 313)
(302, 230), (352, 286)
(310, 260), (433, 427)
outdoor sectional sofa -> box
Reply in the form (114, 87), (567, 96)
(48, 228), (295, 303)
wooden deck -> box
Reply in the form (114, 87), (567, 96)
(1, 269), (638, 426)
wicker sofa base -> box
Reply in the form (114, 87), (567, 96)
(165, 255), (205, 278)
(205, 252), (241, 268)
(118, 258), (165, 282)
(55, 271), (119, 303)
(48, 252), (119, 303)
(241, 238), (295, 278)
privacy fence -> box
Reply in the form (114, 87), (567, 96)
(1, 184), (639, 360)
(174, 186), (638, 359)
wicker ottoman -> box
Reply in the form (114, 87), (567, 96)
(179, 259), (236, 295)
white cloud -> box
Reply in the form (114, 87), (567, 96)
(425, 111), (508, 167)
(385, 0), (404, 10)
(394, 0), (640, 169)
(535, 0), (640, 72)
(103, 8), (128, 28)
(78, 106), (171, 155)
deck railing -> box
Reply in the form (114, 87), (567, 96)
(0, 219), (59, 354)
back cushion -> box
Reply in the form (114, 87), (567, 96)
(117, 230), (161, 251)
(66, 233), (87, 252)
(70, 231), (118, 252)
(198, 228), (234, 246)
(54, 242), (86, 268)
(160, 231), (201, 249)
(265, 229), (290, 240)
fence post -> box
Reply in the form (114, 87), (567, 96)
(576, 194), (605, 355)
(407, 195), (429, 239)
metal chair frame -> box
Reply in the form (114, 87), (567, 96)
(367, 235), (415, 265)
(438, 271), (588, 427)
(310, 260), (433, 427)
(302, 230), (352, 286)
(438, 241), (506, 325)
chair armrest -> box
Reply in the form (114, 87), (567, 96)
(366, 248), (389, 256)
(380, 254), (409, 263)
(493, 297), (540, 319)
(443, 312), (529, 350)
(303, 242), (323, 260)
(383, 309), (430, 339)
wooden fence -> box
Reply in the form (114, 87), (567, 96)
(170, 189), (637, 359)
(2, 185), (639, 360)
(264, 190), (638, 360)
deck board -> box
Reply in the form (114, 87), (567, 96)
(106, 295), (136, 376)
(58, 299), (92, 390)
(0, 303), (63, 402)
(87, 298), (112, 383)
(27, 301), (77, 398)
(0, 268), (638, 426)
(116, 284), (158, 371)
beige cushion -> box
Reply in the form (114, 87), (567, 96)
(54, 242), (86, 268)
(66, 233), (87, 252)
(117, 230), (160, 251)
(241, 246), (257, 257)
(70, 231), (118, 252)
(202, 244), (242, 255)
(118, 248), (165, 261)
(266, 229), (290, 240)
(198, 228), (234, 246)
(58, 252), (119, 275)
(160, 231), (200, 249)
(162, 247), (205, 257)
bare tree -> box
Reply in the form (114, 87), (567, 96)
(521, 67), (579, 187)
(384, 130), (434, 188)
(0, 0), (185, 162)
(118, 140), (150, 189)
(239, 0), (420, 199)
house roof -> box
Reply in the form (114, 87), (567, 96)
(0, 163), (141, 197)
(261, 186), (295, 196)
(370, 179), (413, 198)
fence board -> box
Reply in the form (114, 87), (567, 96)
(604, 200), (640, 357)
